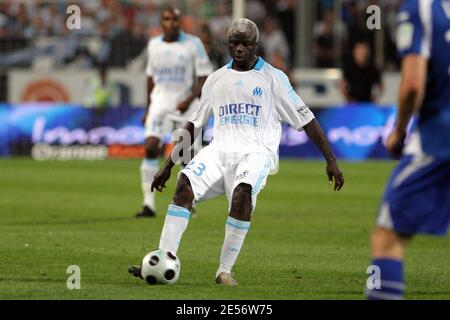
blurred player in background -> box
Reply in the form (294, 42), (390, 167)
(136, 6), (213, 218)
(129, 18), (344, 285)
(366, 0), (450, 300)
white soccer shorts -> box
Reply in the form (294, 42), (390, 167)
(144, 109), (189, 141)
(180, 144), (272, 211)
(144, 98), (199, 141)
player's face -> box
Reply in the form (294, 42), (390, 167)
(161, 10), (180, 39)
(229, 31), (257, 66)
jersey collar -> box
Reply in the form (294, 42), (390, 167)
(227, 57), (265, 71)
(162, 31), (186, 43)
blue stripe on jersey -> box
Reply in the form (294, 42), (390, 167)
(178, 31), (187, 42)
(254, 57), (265, 70)
(270, 65), (302, 104)
(189, 36), (207, 60)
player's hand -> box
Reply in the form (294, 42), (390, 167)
(326, 160), (344, 191)
(386, 129), (407, 159)
(176, 100), (191, 114)
(151, 166), (172, 192)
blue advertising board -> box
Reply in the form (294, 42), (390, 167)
(0, 103), (398, 160)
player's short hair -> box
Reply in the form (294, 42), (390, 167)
(228, 18), (259, 44)
(160, 5), (181, 19)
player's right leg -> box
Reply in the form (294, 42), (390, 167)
(365, 153), (450, 300)
(158, 173), (195, 254)
(159, 145), (225, 255)
(129, 173), (195, 279)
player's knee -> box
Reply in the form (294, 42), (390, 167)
(230, 183), (253, 217)
(370, 227), (410, 258)
(145, 138), (160, 159)
(173, 174), (194, 208)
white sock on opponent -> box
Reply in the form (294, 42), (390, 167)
(216, 216), (250, 278)
(140, 159), (159, 210)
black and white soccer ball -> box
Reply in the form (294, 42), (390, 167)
(141, 249), (181, 285)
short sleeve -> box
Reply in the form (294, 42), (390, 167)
(272, 69), (315, 131)
(396, 0), (431, 59)
(145, 40), (153, 77)
(189, 75), (213, 128)
(191, 37), (214, 77)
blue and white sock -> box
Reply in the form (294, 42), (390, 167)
(140, 159), (159, 210)
(366, 258), (404, 300)
(159, 204), (191, 254)
(216, 216), (251, 278)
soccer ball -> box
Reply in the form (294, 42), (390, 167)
(141, 249), (181, 285)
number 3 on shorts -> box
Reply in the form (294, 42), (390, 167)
(186, 161), (206, 176)
(194, 163), (206, 176)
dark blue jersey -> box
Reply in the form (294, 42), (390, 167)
(397, 0), (450, 158)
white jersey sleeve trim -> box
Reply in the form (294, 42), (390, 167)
(418, 0), (433, 58)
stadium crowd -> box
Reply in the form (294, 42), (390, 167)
(0, 0), (402, 70)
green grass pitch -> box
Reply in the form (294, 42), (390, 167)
(0, 158), (449, 300)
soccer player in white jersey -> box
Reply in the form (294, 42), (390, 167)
(136, 6), (213, 218)
(129, 19), (344, 285)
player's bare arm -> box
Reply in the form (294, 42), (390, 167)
(304, 118), (344, 191)
(176, 76), (207, 113)
(142, 76), (155, 124)
(387, 55), (427, 157)
(151, 121), (196, 192)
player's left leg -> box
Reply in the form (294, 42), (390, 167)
(215, 153), (272, 285)
(215, 183), (253, 286)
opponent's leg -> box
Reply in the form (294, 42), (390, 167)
(216, 183), (253, 286)
(366, 227), (411, 300)
(137, 137), (161, 218)
(158, 173), (194, 254)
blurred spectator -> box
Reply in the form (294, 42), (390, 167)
(208, 1), (232, 41)
(0, 0), (405, 72)
(108, 9), (147, 67)
(383, 0), (402, 70)
(313, 9), (347, 68)
(272, 0), (296, 65)
(341, 0), (367, 50)
(83, 63), (118, 108)
(340, 41), (384, 103)
(260, 17), (290, 65)
(245, 0), (267, 26)
(198, 22), (225, 70)
(267, 50), (296, 86)
(0, 12), (8, 38)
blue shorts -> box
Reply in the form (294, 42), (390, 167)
(376, 154), (450, 236)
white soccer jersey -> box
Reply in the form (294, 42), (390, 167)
(146, 31), (213, 112)
(189, 57), (315, 173)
